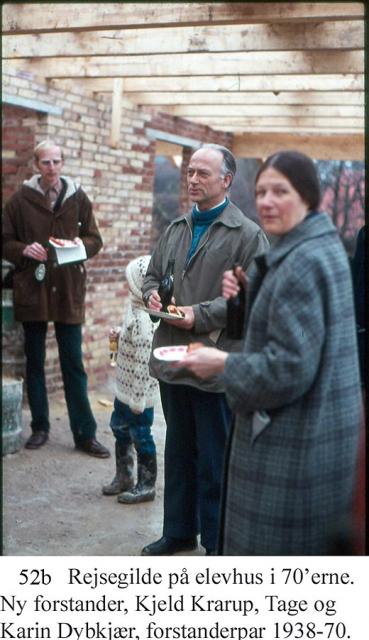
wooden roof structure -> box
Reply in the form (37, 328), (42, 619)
(2, 2), (365, 160)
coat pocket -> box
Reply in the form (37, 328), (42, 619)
(251, 410), (271, 444)
(70, 263), (86, 305)
(13, 268), (42, 307)
(209, 328), (222, 344)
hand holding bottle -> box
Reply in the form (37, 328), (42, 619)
(147, 290), (163, 311)
(157, 258), (175, 312)
(224, 265), (247, 340)
(222, 266), (248, 299)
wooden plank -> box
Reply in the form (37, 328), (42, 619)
(5, 50), (363, 77)
(227, 125), (362, 135)
(166, 105), (363, 118)
(2, 93), (63, 114)
(110, 78), (122, 148)
(52, 74), (364, 93)
(188, 116), (364, 129)
(3, 21), (363, 58)
(232, 132), (364, 161)
(124, 91), (364, 106)
(3, 3), (364, 34)
(146, 128), (201, 148)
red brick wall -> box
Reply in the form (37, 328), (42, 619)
(2, 70), (232, 395)
(2, 106), (40, 383)
(2, 105), (39, 202)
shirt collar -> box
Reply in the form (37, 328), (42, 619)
(37, 177), (63, 196)
(194, 197), (227, 213)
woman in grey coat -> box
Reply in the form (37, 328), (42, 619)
(178, 151), (362, 555)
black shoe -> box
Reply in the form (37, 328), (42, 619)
(25, 431), (49, 449)
(205, 549), (216, 556)
(75, 438), (111, 458)
(141, 536), (197, 556)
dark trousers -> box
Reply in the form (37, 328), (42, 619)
(23, 321), (97, 441)
(110, 398), (156, 456)
(159, 381), (231, 551)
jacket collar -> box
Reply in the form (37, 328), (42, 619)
(263, 212), (337, 268)
(173, 199), (244, 229)
(23, 174), (80, 205)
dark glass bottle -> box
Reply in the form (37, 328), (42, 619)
(158, 259), (175, 312)
(226, 265), (245, 339)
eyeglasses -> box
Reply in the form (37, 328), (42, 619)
(39, 159), (62, 167)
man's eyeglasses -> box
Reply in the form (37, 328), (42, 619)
(39, 159), (62, 167)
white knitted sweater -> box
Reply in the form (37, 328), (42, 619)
(115, 256), (159, 413)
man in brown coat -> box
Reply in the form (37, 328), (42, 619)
(3, 140), (110, 458)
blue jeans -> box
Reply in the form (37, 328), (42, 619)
(159, 381), (232, 551)
(23, 321), (97, 441)
(110, 398), (156, 456)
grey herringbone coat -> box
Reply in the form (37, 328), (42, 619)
(220, 213), (361, 555)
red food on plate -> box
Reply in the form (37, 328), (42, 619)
(49, 236), (66, 246)
(187, 342), (204, 353)
(167, 304), (184, 317)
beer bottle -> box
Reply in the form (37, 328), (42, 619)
(109, 327), (120, 367)
(226, 265), (245, 339)
(158, 259), (175, 312)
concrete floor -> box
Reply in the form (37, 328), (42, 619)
(2, 374), (205, 556)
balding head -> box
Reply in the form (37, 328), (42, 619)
(34, 140), (64, 162)
(199, 144), (236, 184)
(187, 145), (235, 211)
(34, 140), (64, 190)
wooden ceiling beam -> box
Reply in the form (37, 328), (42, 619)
(188, 116), (363, 129)
(3, 21), (363, 58)
(161, 105), (363, 118)
(51, 74), (364, 93)
(3, 3), (364, 34)
(118, 91), (364, 107)
(232, 132), (364, 161)
(2, 4), (364, 153)
(5, 50), (363, 77)
(226, 126), (363, 135)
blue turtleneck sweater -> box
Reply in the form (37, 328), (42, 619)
(186, 197), (229, 265)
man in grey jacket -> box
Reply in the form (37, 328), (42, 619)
(141, 144), (269, 555)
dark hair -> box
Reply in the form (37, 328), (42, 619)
(255, 150), (321, 211)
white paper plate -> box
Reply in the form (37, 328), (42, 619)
(153, 346), (188, 362)
(143, 308), (185, 321)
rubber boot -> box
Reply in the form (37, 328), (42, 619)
(102, 442), (134, 495)
(117, 451), (157, 504)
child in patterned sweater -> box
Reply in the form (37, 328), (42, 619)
(102, 255), (159, 503)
